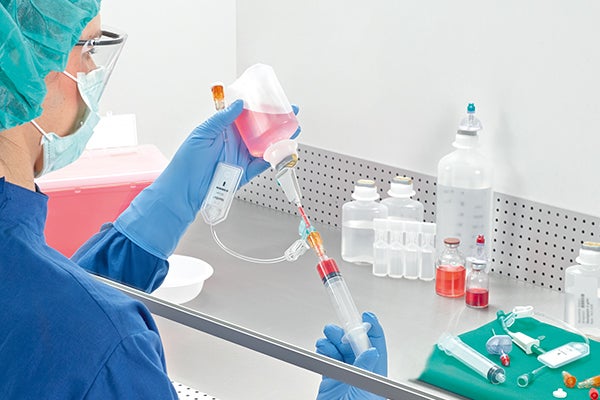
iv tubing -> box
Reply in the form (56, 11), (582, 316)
(498, 308), (590, 354)
(210, 225), (298, 264)
(517, 365), (547, 387)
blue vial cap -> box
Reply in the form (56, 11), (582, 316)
(467, 103), (476, 113)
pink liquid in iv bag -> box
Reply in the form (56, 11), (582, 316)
(234, 109), (298, 158)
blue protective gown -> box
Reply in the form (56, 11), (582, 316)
(0, 178), (178, 399)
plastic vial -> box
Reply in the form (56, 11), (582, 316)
(473, 235), (487, 260)
(211, 82), (225, 110)
(372, 218), (389, 277)
(403, 221), (421, 280)
(465, 258), (489, 308)
(435, 103), (493, 258)
(419, 222), (437, 281)
(564, 241), (600, 338)
(466, 234), (488, 272)
(381, 176), (424, 221)
(435, 237), (466, 298)
(388, 219), (405, 278)
(341, 179), (388, 264)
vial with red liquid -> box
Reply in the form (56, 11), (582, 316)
(435, 238), (466, 297)
(466, 258), (489, 308)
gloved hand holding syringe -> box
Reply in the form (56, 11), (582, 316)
(299, 210), (373, 357)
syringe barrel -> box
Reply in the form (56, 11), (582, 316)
(317, 258), (372, 357)
(437, 333), (505, 384)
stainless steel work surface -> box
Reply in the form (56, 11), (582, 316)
(156, 199), (565, 398)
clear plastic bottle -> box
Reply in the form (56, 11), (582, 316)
(341, 179), (388, 265)
(435, 237), (466, 298)
(435, 103), (493, 258)
(465, 258), (489, 308)
(564, 242), (600, 338)
(381, 176), (424, 221)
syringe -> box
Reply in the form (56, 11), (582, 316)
(299, 214), (371, 357)
(317, 256), (372, 357)
(437, 332), (506, 384)
(578, 375), (600, 389)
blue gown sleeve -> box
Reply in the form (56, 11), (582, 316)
(71, 222), (168, 293)
(83, 331), (178, 400)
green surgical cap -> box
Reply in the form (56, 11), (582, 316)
(0, 0), (100, 131)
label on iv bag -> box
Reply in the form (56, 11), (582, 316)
(200, 162), (243, 225)
(537, 342), (590, 368)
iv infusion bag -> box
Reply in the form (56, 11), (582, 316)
(200, 162), (243, 225)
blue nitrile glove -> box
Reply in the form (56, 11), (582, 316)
(113, 99), (300, 259)
(315, 312), (388, 400)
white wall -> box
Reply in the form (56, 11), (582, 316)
(99, 0), (236, 158)
(236, 0), (600, 218)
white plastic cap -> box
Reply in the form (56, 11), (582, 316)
(552, 388), (567, 399)
(263, 139), (298, 169)
(576, 241), (600, 266)
(351, 179), (380, 201)
(388, 176), (415, 197)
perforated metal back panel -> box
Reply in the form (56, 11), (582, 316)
(492, 194), (598, 291)
(172, 381), (219, 400)
(237, 144), (599, 291)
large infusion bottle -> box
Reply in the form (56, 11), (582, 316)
(341, 179), (388, 265)
(381, 176), (424, 222)
(435, 103), (492, 257)
(565, 242), (600, 338)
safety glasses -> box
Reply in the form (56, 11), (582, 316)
(72, 27), (128, 91)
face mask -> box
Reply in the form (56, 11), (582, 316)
(32, 67), (105, 177)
